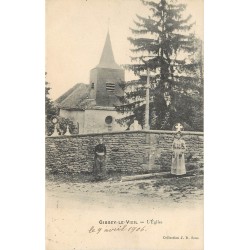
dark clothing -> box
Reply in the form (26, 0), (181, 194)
(94, 155), (106, 178)
(94, 144), (106, 157)
(93, 143), (107, 179)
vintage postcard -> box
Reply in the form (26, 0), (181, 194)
(46, 0), (204, 249)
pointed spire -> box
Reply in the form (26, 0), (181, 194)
(96, 31), (121, 69)
(99, 31), (115, 64)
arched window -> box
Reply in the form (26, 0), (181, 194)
(91, 82), (95, 89)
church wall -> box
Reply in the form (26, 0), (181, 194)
(46, 131), (203, 175)
(84, 109), (126, 134)
(59, 108), (127, 134)
(59, 109), (85, 134)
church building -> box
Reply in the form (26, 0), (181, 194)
(56, 31), (127, 134)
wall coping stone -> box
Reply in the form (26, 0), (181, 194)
(46, 130), (204, 139)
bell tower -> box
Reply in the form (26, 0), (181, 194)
(89, 31), (124, 107)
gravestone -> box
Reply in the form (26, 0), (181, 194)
(130, 120), (142, 131)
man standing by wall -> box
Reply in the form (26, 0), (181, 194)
(93, 138), (107, 180)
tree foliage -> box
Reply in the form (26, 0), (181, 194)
(46, 117), (79, 136)
(115, 0), (203, 131)
(45, 74), (58, 121)
(45, 73), (78, 136)
(45, 75), (58, 135)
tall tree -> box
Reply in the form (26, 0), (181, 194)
(45, 73), (58, 135)
(115, 0), (203, 131)
(45, 77), (57, 121)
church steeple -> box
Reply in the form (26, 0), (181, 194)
(96, 31), (121, 69)
(90, 30), (124, 107)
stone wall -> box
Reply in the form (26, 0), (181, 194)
(46, 130), (203, 175)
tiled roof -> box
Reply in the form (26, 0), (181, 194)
(55, 83), (94, 110)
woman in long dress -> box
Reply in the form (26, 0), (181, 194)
(171, 131), (186, 176)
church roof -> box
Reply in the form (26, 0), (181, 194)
(55, 83), (94, 110)
(95, 31), (122, 70)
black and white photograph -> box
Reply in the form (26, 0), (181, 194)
(45, 0), (204, 249)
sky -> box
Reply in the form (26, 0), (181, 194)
(46, 0), (203, 100)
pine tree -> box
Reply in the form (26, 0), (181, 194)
(115, 0), (203, 131)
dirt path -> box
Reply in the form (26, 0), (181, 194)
(46, 174), (203, 209)
(46, 175), (203, 250)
